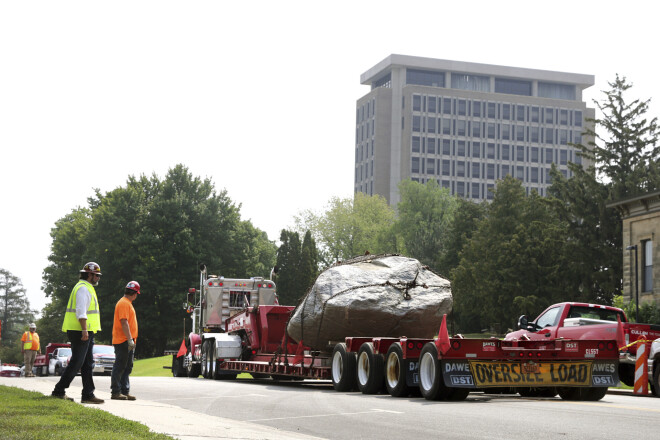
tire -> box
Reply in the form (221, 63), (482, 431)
(331, 343), (357, 392)
(418, 343), (452, 401)
(357, 342), (385, 394)
(652, 361), (660, 398)
(187, 360), (201, 378)
(55, 365), (62, 376)
(201, 340), (209, 378)
(385, 343), (410, 397)
(172, 355), (186, 377)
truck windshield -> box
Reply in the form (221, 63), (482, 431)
(59, 348), (71, 357)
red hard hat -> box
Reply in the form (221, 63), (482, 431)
(126, 281), (141, 294)
(80, 262), (102, 275)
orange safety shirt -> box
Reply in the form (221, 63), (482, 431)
(22, 331), (40, 351)
(112, 296), (138, 344)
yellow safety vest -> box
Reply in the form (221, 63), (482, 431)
(22, 331), (40, 351)
(62, 280), (101, 332)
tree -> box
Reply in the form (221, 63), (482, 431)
(452, 177), (571, 333)
(275, 230), (303, 305)
(437, 197), (486, 277)
(0, 269), (35, 354)
(578, 75), (660, 200)
(299, 230), (319, 294)
(547, 75), (660, 306)
(395, 179), (458, 271)
(42, 164), (275, 356)
(295, 193), (398, 267)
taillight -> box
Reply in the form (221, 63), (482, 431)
(407, 342), (414, 349)
(417, 342), (424, 349)
(451, 341), (461, 350)
(607, 342), (615, 350)
(598, 342), (605, 350)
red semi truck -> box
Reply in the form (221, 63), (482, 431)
(505, 302), (660, 387)
(171, 267), (620, 401)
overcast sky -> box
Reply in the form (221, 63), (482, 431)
(1, 1), (658, 315)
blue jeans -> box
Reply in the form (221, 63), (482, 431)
(53, 330), (96, 399)
(111, 341), (134, 395)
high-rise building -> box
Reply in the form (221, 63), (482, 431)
(355, 54), (595, 205)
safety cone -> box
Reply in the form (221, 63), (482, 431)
(633, 341), (649, 395)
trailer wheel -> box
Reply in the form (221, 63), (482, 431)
(419, 343), (453, 401)
(331, 343), (357, 392)
(385, 343), (410, 397)
(357, 342), (385, 394)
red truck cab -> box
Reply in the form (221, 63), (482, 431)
(505, 302), (660, 386)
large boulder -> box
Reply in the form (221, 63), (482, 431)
(286, 254), (452, 351)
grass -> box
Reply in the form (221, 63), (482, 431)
(0, 386), (173, 440)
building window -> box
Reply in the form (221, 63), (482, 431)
(487, 163), (495, 179)
(451, 73), (490, 92)
(442, 139), (451, 155)
(531, 107), (539, 123)
(472, 142), (481, 158)
(494, 78), (532, 96)
(472, 162), (480, 178)
(472, 123), (481, 137)
(487, 102), (496, 118)
(411, 157), (420, 173)
(443, 98), (452, 115)
(516, 125), (525, 142)
(471, 182), (480, 199)
(531, 126), (539, 143)
(538, 82), (576, 100)
(517, 105), (525, 122)
(406, 69), (445, 87)
(427, 117), (436, 133)
(574, 110), (583, 127)
(501, 164), (510, 177)
(502, 124), (510, 140)
(456, 161), (465, 177)
(457, 120), (466, 136)
(545, 108), (554, 124)
(502, 104), (511, 120)
(413, 95), (422, 111)
(412, 136), (420, 153)
(545, 148), (553, 164)
(442, 118), (451, 135)
(428, 138), (436, 154)
(458, 100), (467, 116)
(487, 143), (495, 159)
(473, 100), (482, 117)
(487, 123), (496, 139)
(517, 146), (525, 162)
(457, 141), (466, 157)
(442, 160), (451, 176)
(428, 97), (437, 113)
(502, 144), (510, 161)
(642, 240), (653, 292)
(427, 159), (435, 175)
(413, 115), (421, 132)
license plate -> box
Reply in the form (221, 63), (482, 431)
(468, 361), (592, 387)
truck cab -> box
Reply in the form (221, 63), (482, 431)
(49, 346), (72, 375)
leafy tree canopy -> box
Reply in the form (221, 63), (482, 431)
(42, 165), (276, 356)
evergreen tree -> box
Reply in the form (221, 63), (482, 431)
(275, 230), (303, 305)
(300, 230), (319, 294)
(0, 269), (35, 347)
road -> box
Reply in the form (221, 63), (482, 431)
(4, 375), (659, 439)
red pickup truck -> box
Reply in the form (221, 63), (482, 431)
(505, 302), (660, 387)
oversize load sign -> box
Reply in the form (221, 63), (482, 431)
(468, 361), (592, 387)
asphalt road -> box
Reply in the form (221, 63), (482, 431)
(5, 375), (660, 439)
(120, 376), (660, 440)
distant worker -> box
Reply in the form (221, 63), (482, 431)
(21, 323), (40, 377)
(110, 281), (140, 401)
(51, 262), (104, 404)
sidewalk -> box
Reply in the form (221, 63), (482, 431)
(0, 377), (323, 440)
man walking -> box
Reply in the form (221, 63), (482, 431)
(21, 323), (40, 377)
(51, 262), (104, 404)
(111, 281), (140, 401)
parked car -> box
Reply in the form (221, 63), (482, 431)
(92, 344), (115, 375)
(0, 362), (21, 378)
(49, 346), (72, 376)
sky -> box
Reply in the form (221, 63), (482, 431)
(1, 1), (659, 316)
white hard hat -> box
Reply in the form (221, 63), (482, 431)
(29, 323), (36, 329)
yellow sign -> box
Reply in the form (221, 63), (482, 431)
(468, 361), (592, 387)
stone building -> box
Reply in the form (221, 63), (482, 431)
(608, 190), (660, 306)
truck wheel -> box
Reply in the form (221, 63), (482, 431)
(208, 341), (216, 379)
(55, 365), (62, 376)
(172, 355), (186, 377)
(385, 343), (410, 397)
(419, 343), (451, 400)
(653, 361), (660, 398)
(357, 342), (385, 394)
(331, 342), (357, 392)
(187, 361), (201, 378)
(201, 340), (209, 378)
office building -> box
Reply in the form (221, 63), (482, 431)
(355, 54), (595, 205)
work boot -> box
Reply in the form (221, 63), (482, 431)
(111, 393), (128, 400)
(122, 394), (136, 401)
(51, 392), (74, 401)
(81, 396), (104, 404)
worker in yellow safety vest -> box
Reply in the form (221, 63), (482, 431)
(51, 262), (105, 404)
(21, 323), (40, 377)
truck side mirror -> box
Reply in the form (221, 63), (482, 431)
(517, 315), (529, 330)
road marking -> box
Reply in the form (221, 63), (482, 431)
(245, 408), (404, 422)
(157, 393), (267, 401)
